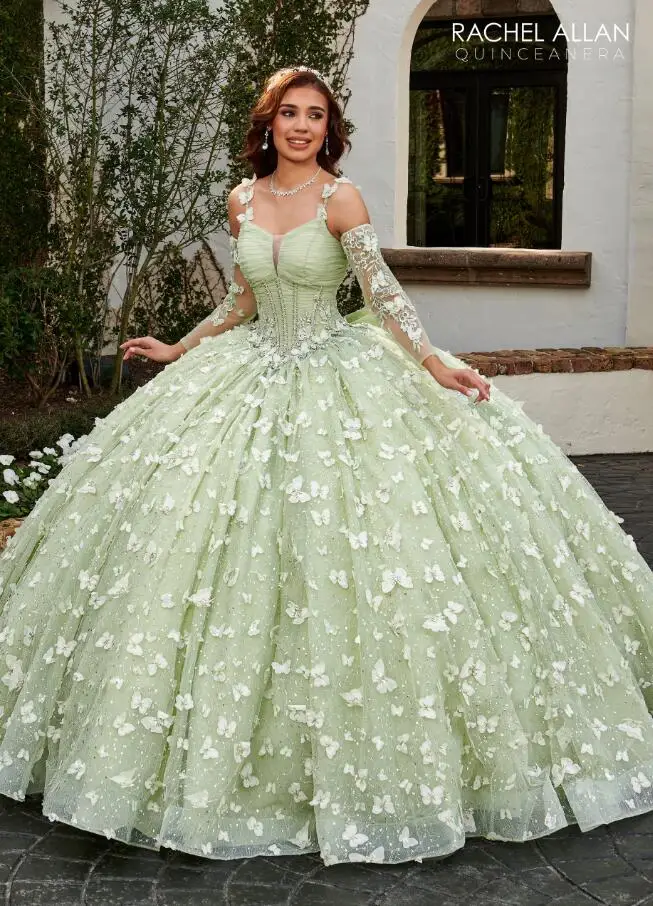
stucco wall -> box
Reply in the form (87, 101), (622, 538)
(345, 0), (637, 354)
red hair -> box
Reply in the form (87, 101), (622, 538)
(239, 68), (352, 178)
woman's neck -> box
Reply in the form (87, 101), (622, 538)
(272, 156), (322, 189)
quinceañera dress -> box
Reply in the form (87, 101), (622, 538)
(2, 175), (653, 867)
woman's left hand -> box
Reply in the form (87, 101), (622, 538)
(428, 362), (491, 404)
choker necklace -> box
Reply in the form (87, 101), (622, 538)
(270, 166), (322, 198)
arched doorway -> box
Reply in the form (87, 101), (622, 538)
(408, 1), (568, 249)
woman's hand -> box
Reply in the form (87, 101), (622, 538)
(119, 337), (185, 363)
(423, 356), (491, 404)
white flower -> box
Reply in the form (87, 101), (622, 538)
(175, 693), (194, 711)
(188, 588), (212, 607)
(126, 633), (144, 656)
(632, 772), (652, 794)
(232, 683), (251, 701)
(0, 455), (15, 465)
(20, 701), (37, 724)
(66, 760), (86, 780)
(3, 469), (19, 486)
(2, 491), (19, 505)
(113, 714), (136, 736)
(319, 735), (340, 759)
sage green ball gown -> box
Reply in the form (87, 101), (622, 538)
(2, 175), (653, 867)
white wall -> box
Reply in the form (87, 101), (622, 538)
(493, 370), (653, 454)
(345, 0), (637, 355)
(626, 0), (653, 347)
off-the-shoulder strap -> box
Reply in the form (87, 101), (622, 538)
(318, 175), (353, 221)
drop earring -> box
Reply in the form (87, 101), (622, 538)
(262, 127), (270, 151)
(324, 133), (330, 156)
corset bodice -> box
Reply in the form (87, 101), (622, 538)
(234, 178), (353, 362)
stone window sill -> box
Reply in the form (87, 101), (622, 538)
(382, 247), (592, 287)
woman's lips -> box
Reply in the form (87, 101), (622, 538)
(287, 139), (311, 147)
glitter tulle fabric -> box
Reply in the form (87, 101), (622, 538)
(2, 176), (653, 866)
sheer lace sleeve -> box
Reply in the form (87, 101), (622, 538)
(178, 236), (257, 352)
(340, 224), (435, 365)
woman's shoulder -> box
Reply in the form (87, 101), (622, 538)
(325, 173), (363, 201)
(325, 175), (370, 235)
(229, 175), (258, 207)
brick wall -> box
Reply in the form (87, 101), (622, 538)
(458, 347), (653, 377)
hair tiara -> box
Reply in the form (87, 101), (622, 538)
(287, 65), (334, 94)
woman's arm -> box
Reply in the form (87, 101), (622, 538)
(176, 185), (258, 353)
(327, 183), (443, 369)
(120, 185), (257, 363)
(328, 183), (490, 402)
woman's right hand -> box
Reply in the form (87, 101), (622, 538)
(119, 336), (184, 363)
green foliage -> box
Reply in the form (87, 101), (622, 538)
(0, 0), (370, 403)
(129, 243), (223, 345)
(0, 265), (87, 401)
(0, 394), (130, 467)
(0, 0), (48, 271)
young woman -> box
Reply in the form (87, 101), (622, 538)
(2, 66), (653, 867)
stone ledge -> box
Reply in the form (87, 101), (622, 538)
(382, 247), (592, 286)
(454, 346), (653, 376)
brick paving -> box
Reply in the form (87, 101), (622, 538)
(0, 453), (652, 906)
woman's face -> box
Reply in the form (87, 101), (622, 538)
(271, 85), (329, 163)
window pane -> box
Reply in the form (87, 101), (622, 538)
(408, 88), (469, 247)
(488, 86), (557, 248)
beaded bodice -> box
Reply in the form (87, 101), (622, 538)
(235, 176), (351, 363)
(178, 173), (436, 366)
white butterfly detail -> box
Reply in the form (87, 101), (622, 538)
(348, 531), (368, 550)
(372, 794), (395, 814)
(342, 823), (369, 848)
(420, 784), (444, 806)
(371, 659), (397, 694)
(285, 475), (311, 503)
(381, 567), (413, 594)
(398, 826), (418, 848)
(340, 688), (363, 707)
(311, 508), (330, 526)
(424, 563), (445, 583)
(329, 569), (349, 589)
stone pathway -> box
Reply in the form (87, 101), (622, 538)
(0, 452), (652, 906)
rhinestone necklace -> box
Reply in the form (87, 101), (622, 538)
(270, 166), (322, 198)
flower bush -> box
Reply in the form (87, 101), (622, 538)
(0, 432), (81, 519)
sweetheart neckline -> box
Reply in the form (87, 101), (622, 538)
(243, 216), (338, 242)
